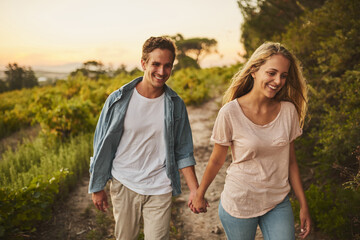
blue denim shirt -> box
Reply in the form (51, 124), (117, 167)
(88, 77), (196, 196)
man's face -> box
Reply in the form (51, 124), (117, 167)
(141, 48), (174, 90)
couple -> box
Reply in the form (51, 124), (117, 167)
(88, 36), (311, 240)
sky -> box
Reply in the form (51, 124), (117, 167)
(0, 0), (244, 73)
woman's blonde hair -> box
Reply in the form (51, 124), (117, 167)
(223, 42), (308, 127)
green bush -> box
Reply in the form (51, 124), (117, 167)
(0, 169), (70, 238)
(0, 133), (92, 189)
(169, 66), (237, 105)
(292, 184), (360, 239)
(0, 133), (93, 237)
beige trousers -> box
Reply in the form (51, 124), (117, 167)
(110, 178), (172, 240)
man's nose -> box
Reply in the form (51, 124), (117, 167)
(158, 66), (164, 75)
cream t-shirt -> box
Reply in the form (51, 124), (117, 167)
(211, 100), (302, 218)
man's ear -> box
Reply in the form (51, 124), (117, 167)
(141, 59), (146, 70)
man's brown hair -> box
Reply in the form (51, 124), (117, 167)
(142, 36), (177, 64)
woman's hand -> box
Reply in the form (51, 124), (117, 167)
(190, 191), (209, 214)
(299, 207), (311, 239)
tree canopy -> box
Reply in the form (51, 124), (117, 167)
(237, 0), (326, 57)
(3, 63), (38, 92)
(70, 60), (106, 79)
(166, 34), (218, 71)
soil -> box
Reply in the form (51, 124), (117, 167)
(21, 98), (327, 240)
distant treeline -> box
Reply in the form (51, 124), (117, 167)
(0, 34), (219, 93)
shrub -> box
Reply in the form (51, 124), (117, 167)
(292, 184), (360, 239)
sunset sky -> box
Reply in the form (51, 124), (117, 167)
(0, 0), (244, 72)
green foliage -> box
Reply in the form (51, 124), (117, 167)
(170, 68), (210, 105)
(0, 169), (70, 238)
(281, 0), (360, 82)
(34, 96), (96, 139)
(0, 133), (92, 237)
(312, 70), (360, 180)
(237, 0), (325, 57)
(0, 89), (36, 139)
(292, 184), (360, 239)
(0, 133), (92, 189)
(169, 66), (238, 105)
(0, 72), (131, 140)
(173, 54), (200, 72)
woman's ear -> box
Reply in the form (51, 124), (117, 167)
(251, 72), (255, 79)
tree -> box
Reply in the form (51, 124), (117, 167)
(237, 0), (326, 57)
(5, 63), (38, 91)
(173, 55), (200, 72)
(70, 60), (106, 80)
(0, 80), (7, 93)
(166, 34), (218, 70)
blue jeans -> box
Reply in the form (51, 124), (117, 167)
(219, 195), (295, 240)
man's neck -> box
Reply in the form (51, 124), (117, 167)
(135, 80), (164, 99)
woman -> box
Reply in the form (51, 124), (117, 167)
(192, 42), (311, 239)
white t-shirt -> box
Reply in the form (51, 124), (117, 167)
(111, 88), (172, 195)
(212, 100), (302, 218)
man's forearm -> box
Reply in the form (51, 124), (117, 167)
(180, 166), (199, 192)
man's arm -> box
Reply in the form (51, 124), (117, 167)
(180, 165), (208, 212)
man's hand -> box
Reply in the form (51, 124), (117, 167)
(92, 190), (109, 212)
(190, 191), (209, 214)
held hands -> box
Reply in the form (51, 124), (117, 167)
(92, 190), (109, 212)
(188, 190), (209, 214)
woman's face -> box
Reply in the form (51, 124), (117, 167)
(251, 54), (290, 99)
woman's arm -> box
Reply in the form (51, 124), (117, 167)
(192, 143), (229, 213)
(289, 141), (311, 239)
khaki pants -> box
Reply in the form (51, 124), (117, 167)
(110, 178), (172, 240)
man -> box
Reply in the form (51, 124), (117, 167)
(89, 36), (201, 240)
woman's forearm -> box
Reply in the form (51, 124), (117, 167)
(197, 143), (228, 197)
